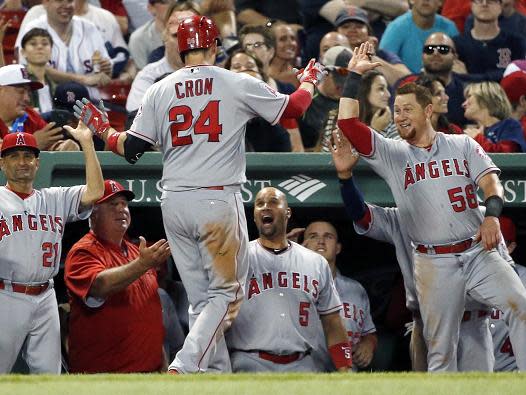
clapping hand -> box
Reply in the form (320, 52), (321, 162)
(347, 42), (382, 75)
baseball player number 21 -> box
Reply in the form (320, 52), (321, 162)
(42, 242), (59, 267)
(169, 101), (223, 146)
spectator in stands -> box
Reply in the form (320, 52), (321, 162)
(319, 31), (349, 60)
(358, 70), (398, 139)
(126, 2), (194, 113)
(298, 45), (352, 151)
(20, 28), (54, 113)
(379, 0), (459, 73)
(421, 32), (485, 127)
(128, 0), (170, 70)
(144, 1), (199, 65)
(97, 0), (129, 35)
(235, 0), (302, 30)
(0, 0), (24, 10)
(0, 64), (78, 150)
(500, 62), (526, 135)
(268, 22), (300, 90)
(463, 81), (526, 152)
(65, 179), (171, 373)
(441, 0), (472, 33)
(453, 0), (525, 81)
(122, 0), (151, 32)
(302, 220), (377, 370)
(334, 6), (410, 86)
(73, 0), (135, 81)
(239, 23), (294, 93)
(0, 15), (9, 67)
(465, 0), (526, 45)
(225, 49), (295, 152)
(415, 74), (463, 134)
(15, 0), (112, 101)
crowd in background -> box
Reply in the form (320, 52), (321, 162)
(2, 0), (526, 374)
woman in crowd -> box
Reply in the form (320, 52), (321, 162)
(463, 81), (526, 153)
(415, 74), (462, 134)
(358, 70), (398, 139)
(268, 22), (300, 91)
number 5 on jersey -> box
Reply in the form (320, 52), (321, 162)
(169, 101), (222, 146)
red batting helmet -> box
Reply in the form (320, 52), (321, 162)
(177, 15), (221, 56)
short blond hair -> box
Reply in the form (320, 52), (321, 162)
(464, 81), (512, 120)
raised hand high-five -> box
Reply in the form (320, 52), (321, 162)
(347, 42), (382, 75)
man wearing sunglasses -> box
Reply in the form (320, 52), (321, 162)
(453, 0), (525, 81)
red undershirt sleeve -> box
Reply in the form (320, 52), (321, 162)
(281, 89), (312, 119)
(337, 117), (374, 156)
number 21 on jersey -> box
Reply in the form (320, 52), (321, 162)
(169, 101), (222, 146)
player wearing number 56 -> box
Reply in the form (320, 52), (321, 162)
(0, 130), (104, 374)
(72, 15), (323, 374)
(226, 187), (352, 373)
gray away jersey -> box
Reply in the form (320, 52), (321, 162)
(0, 185), (91, 283)
(490, 264), (526, 371)
(363, 131), (499, 245)
(129, 65), (288, 190)
(334, 271), (376, 345)
(226, 240), (342, 354)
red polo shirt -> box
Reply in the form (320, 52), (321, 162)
(65, 231), (164, 373)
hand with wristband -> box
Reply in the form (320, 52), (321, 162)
(476, 195), (504, 251)
(295, 58), (327, 86)
(73, 98), (110, 139)
(329, 342), (353, 371)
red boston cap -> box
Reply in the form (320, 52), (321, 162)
(0, 132), (40, 157)
(96, 179), (135, 204)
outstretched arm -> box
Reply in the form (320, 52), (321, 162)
(63, 121), (105, 206)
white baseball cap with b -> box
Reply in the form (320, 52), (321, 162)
(0, 64), (43, 90)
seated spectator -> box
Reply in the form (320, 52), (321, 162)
(15, 0), (112, 101)
(239, 23), (294, 93)
(379, 0), (459, 74)
(453, 0), (525, 81)
(226, 187), (351, 373)
(358, 70), (398, 139)
(235, 0), (302, 29)
(334, 6), (410, 86)
(98, 0), (129, 35)
(225, 49), (294, 152)
(129, 0), (169, 70)
(319, 31), (349, 60)
(463, 81), (526, 152)
(464, 0), (526, 46)
(0, 64), (77, 151)
(421, 32), (487, 127)
(122, 0), (152, 32)
(20, 28), (54, 113)
(298, 45), (353, 151)
(268, 22), (300, 90)
(500, 61), (526, 135)
(415, 74), (462, 134)
(126, 3), (193, 112)
(64, 180), (171, 373)
(302, 221), (377, 371)
(441, 0), (472, 32)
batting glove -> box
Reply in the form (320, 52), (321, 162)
(295, 59), (327, 86)
(73, 98), (110, 138)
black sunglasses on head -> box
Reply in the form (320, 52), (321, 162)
(423, 45), (452, 55)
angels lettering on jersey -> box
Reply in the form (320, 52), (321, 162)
(404, 158), (471, 190)
(0, 212), (64, 242)
(247, 271), (320, 300)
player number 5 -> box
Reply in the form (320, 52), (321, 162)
(169, 101), (222, 146)
(299, 302), (311, 326)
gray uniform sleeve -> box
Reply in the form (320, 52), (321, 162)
(464, 136), (500, 184)
(353, 204), (400, 245)
(316, 258), (342, 315)
(128, 85), (158, 145)
(241, 78), (289, 125)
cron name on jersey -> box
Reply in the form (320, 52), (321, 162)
(175, 78), (213, 99)
(247, 271), (320, 300)
(404, 158), (470, 189)
(0, 214), (64, 241)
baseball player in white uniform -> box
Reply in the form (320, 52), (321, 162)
(226, 188), (352, 372)
(301, 221), (377, 371)
(330, 131), (502, 371)
(0, 128), (103, 374)
(337, 42), (526, 372)
(15, 0), (111, 100)
(71, 16), (325, 374)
